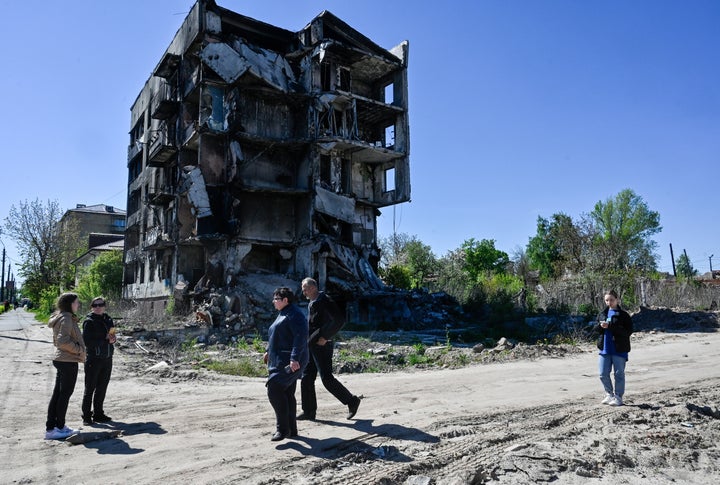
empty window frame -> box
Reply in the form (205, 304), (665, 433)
(384, 167), (395, 193)
(384, 82), (394, 104)
(338, 67), (351, 91)
(384, 124), (395, 148)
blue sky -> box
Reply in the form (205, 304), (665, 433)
(1, 0), (718, 285)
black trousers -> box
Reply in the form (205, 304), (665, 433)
(300, 341), (353, 415)
(82, 358), (113, 417)
(267, 378), (298, 435)
(46, 361), (78, 431)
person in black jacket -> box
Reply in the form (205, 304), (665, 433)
(298, 277), (361, 421)
(596, 289), (633, 406)
(81, 297), (116, 424)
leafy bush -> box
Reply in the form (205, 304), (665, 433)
(379, 263), (412, 289)
(74, 251), (123, 305)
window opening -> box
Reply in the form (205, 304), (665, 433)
(384, 83), (394, 104)
(320, 155), (331, 188)
(384, 124), (395, 148)
(384, 167), (395, 193)
(339, 67), (351, 91)
(321, 62), (332, 91)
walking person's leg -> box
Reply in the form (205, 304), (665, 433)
(299, 349), (319, 419)
(286, 380), (298, 436)
(267, 380), (290, 439)
(315, 342), (360, 418)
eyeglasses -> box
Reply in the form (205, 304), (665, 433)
(91, 303), (106, 308)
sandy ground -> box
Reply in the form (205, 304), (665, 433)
(1, 308), (719, 484)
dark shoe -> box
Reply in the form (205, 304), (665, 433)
(296, 412), (315, 421)
(93, 414), (112, 423)
(289, 430), (298, 438)
(347, 396), (361, 420)
(271, 431), (286, 442)
(82, 415), (93, 425)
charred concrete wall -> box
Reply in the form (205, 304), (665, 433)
(123, 0), (410, 325)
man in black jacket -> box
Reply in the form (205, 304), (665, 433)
(298, 277), (360, 421)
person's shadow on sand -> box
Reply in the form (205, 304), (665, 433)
(275, 418), (439, 460)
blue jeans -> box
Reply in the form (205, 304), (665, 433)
(599, 354), (626, 397)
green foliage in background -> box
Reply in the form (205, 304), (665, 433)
(675, 253), (698, 281)
(75, 251), (123, 305)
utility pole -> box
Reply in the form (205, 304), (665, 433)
(1, 247), (5, 301)
(6, 263), (10, 301)
(669, 243), (676, 277)
(711, 254), (715, 279)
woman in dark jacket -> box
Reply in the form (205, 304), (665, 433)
(596, 290), (633, 406)
(81, 296), (116, 424)
(263, 287), (308, 442)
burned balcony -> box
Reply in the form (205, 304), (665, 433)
(148, 122), (178, 167)
(143, 226), (173, 251)
(153, 52), (181, 80)
(127, 140), (143, 163)
(147, 185), (175, 206)
(126, 211), (141, 230)
(124, 246), (142, 263)
(151, 82), (180, 120)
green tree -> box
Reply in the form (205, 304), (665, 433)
(588, 189), (661, 272)
(436, 248), (474, 303)
(526, 216), (561, 280)
(675, 252), (697, 280)
(3, 199), (79, 301)
(378, 232), (413, 268)
(526, 213), (586, 280)
(377, 233), (437, 288)
(74, 250), (124, 304)
(461, 238), (509, 281)
(404, 239), (437, 288)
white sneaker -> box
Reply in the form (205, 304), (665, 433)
(601, 394), (614, 405)
(59, 426), (75, 435)
(44, 427), (70, 440)
(609, 395), (623, 406)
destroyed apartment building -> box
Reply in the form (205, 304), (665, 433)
(124, 1), (414, 328)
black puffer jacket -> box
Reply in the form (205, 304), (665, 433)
(82, 313), (115, 360)
(596, 306), (633, 353)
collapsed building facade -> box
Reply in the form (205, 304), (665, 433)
(123, 1), (412, 327)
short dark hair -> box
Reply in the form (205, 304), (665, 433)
(56, 292), (79, 313)
(604, 289), (619, 299)
(273, 287), (295, 303)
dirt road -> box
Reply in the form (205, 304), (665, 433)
(1, 308), (719, 484)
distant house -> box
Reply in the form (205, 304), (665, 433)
(58, 204), (127, 245)
(71, 234), (125, 286)
(57, 204), (126, 284)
